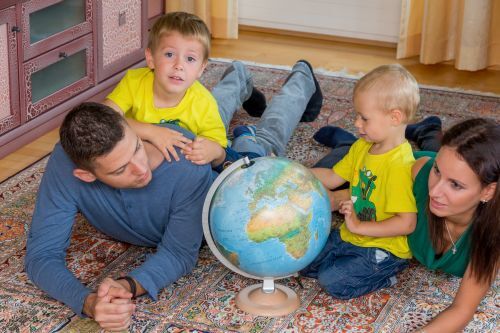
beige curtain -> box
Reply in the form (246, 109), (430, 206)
(397, 0), (500, 71)
(165, 0), (238, 39)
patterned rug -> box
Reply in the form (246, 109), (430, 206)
(1, 61), (499, 332)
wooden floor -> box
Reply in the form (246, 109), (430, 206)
(1, 29), (499, 182)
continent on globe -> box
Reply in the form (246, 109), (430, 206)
(247, 206), (312, 259)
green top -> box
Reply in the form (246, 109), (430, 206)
(408, 153), (471, 277)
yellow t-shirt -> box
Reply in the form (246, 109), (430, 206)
(333, 139), (416, 259)
(107, 67), (227, 147)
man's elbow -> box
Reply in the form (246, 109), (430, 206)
(184, 251), (199, 274)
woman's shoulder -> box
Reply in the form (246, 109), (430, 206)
(412, 157), (431, 180)
(411, 150), (437, 181)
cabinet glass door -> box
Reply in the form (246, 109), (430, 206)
(31, 50), (86, 103)
(30, 0), (85, 44)
(21, 34), (94, 121)
(22, 0), (92, 61)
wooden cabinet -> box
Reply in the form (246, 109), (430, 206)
(0, 7), (21, 136)
(96, 0), (146, 82)
(0, 0), (160, 158)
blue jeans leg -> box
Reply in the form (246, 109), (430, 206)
(211, 61), (254, 131)
(210, 61), (315, 158)
(304, 230), (408, 299)
(251, 61), (316, 156)
(300, 229), (342, 279)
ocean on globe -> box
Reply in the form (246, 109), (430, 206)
(204, 157), (331, 279)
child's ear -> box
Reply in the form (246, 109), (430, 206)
(197, 60), (208, 78)
(390, 109), (404, 125)
(73, 168), (97, 183)
(145, 48), (155, 69)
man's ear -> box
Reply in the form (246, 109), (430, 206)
(73, 168), (97, 183)
(145, 48), (154, 69)
(481, 182), (497, 203)
(390, 108), (404, 125)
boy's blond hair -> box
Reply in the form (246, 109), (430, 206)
(353, 64), (420, 122)
(148, 12), (211, 61)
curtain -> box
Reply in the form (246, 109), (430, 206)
(165, 0), (238, 39)
(397, 0), (500, 71)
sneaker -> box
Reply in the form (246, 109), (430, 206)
(313, 126), (357, 148)
(242, 87), (267, 117)
(298, 60), (323, 122)
(233, 125), (257, 139)
(405, 116), (442, 142)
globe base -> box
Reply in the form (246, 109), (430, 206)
(235, 283), (300, 317)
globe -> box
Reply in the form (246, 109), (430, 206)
(202, 156), (331, 316)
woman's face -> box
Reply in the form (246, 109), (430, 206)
(428, 146), (490, 223)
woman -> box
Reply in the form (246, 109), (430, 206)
(316, 118), (499, 331)
(409, 118), (498, 331)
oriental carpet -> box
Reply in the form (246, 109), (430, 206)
(0, 60), (499, 332)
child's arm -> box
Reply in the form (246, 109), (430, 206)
(310, 168), (347, 190)
(182, 137), (226, 167)
(339, 200), (416, 237)
(103, 99), (192, 162)
(329, 189), (350, 211)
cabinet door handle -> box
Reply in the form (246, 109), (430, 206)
(59, 52), (68, 58)
(12, 26), (21, 33)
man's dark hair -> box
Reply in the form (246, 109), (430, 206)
(59, 102), (127, 171)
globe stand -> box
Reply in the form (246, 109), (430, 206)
(235, 278), (300, 317)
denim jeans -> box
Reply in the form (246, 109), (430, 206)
(300, 229), (408, 299)
(211, 61), (316, 157)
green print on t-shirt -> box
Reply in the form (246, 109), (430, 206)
(159, 119), (180, 126)
(351, 167), (377, 221)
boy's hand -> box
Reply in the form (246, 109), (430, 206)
(147, 126), (192, 162)
(339, 200), (362, 233)
(182, 137), (225, 165)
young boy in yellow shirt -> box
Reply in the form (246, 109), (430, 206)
(301, 64), (419, 299)
(104, 12), (322, 169)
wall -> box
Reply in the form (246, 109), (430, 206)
(239, 0), (402, 43)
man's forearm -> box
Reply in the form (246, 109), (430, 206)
(25, 255), (91, 316)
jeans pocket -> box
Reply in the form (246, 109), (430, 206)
(374, 249), (389, 263)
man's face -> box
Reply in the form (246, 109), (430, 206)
(80, 126), (153, 189)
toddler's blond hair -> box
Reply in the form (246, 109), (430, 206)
(354, 64), (420, 122)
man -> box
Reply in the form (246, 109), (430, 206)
(26, 58), (322, 331)
(25, 102), (214, 331)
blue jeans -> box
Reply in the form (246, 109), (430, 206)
(300, 229), (408, 299)
(211, 61), (316, 158)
